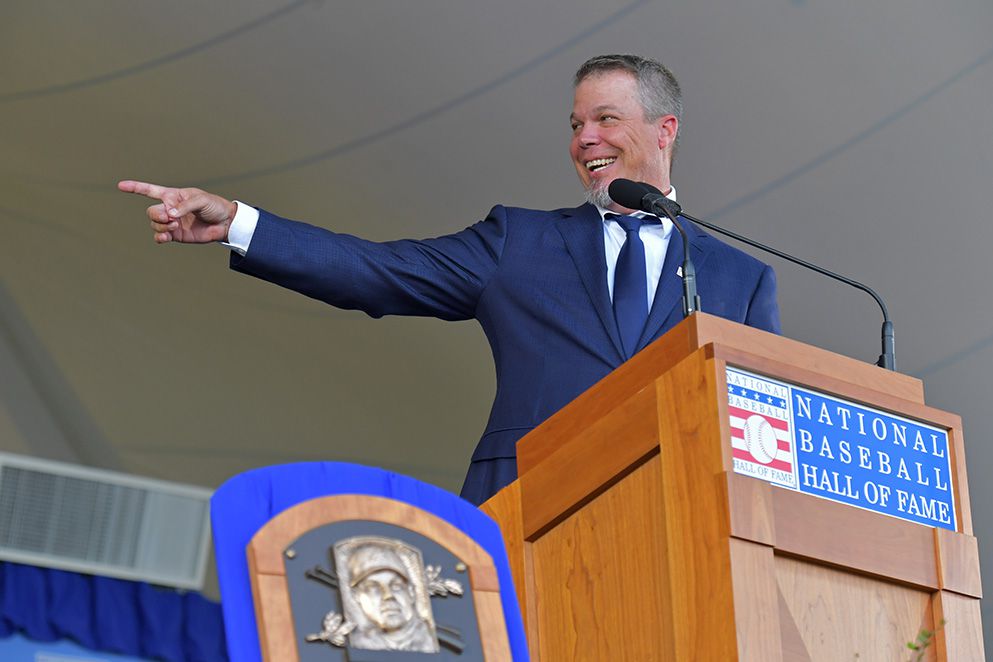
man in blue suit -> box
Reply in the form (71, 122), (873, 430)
(120, 54), (780, 504)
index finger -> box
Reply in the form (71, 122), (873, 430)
(117, 180), (173, 201)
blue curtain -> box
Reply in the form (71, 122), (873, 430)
(0, 561), (227, 661)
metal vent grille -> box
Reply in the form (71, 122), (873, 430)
(0, 453), (211, 590)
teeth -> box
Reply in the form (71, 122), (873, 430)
(586, 157), (616, 172)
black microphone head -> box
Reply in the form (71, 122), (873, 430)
(607, 178), (681, 217)
(607, 178), (653, 211)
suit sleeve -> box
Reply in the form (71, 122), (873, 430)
(229, 207), (509, 321)
(743, 264), (782, 334)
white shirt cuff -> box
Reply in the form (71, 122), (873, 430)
(222, 201), (259, 255)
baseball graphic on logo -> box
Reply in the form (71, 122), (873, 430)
(743, 415), (779, 464)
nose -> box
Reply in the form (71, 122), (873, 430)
(381, 585), (395, 601)
(576, 123), (601, 148)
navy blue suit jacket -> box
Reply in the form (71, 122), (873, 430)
(230, 202), (780, 504)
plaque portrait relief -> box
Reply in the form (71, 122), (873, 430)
(334, 536), (439, 653)
(245, 492), (500, 660)
(302, 530), (469, 656)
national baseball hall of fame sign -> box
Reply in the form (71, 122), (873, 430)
(726, 367), (956, 531)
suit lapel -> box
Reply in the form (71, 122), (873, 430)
(556, 205), (625, 361)
(637, 221), (711, 350)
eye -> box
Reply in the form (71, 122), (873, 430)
(570, 121), (582, 133)
(359, 581), (381, 597)
(600, 114), (618, 123)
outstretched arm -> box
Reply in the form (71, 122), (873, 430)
(117, 180), (238, 244)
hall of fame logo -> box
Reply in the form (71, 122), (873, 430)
(726, 368), (797, 489)
(724, 366), (957, 531)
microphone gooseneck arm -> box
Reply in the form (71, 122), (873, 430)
(606, 178), (896, 371)
(607, 178), (700, 318)
(645, 198), (700, 317)
(677, 209), (896, 371)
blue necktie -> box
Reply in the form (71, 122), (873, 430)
(610, 214), (659, 358)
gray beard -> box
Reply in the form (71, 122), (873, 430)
(583, 182), (613, 208)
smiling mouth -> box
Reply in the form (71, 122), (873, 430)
(585, 157), (617, 173)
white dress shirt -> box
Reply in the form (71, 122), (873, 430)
(223, 201), (259, 255)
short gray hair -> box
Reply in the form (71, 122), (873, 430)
(574, 54), (682, 154)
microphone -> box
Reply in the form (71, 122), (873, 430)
(608, 177), (683, 219)
(610, 178), (896, 371)
(608, 179), (700, 317)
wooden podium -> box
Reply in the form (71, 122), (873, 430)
(481, 313), (984, 661)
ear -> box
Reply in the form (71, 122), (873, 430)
(656, 115), (678, 151)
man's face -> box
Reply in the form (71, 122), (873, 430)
(354, 569), (416, 632)
(569, 70), (676, 211)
